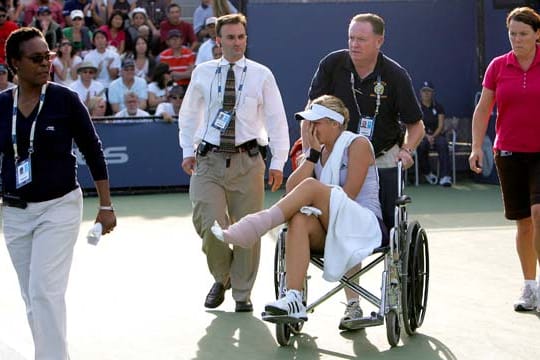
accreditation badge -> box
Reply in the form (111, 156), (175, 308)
(15, 158), (32, 189)
(358, 116), (375, 139)
(211, 109), (233, 133)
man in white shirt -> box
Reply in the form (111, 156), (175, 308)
(195, 16), (217, 65)
(108, 58), (148, 113)
(69, 61), (106, 105)
(83, 29), (121, 87)
(179, 13), (289, 313)
(114, 92), (150, 118)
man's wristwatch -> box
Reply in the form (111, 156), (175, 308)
(400, 147), (413, 155)
(99, 205), (115, 211)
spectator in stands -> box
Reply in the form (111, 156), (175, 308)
(195, 16), (216, 65)
(88, 95), (107, 117)
(114, 91), (150, 117)
(108, 58), (148, 113)
(23, 0), (64, 27)
(63, 0), (104, 30)
(52, 39), (83, 85)
(192, 0), (236, 42)
(155, 84), (183, 123)
(212, 43), (222, 59)
(158, 29), (195, 88)
(1, 1), (21, 23)
(83, 29), (121, 86)
(63, 9), (93, 55)
(213, 0), (235, 18)
(147, 62), (170, 111)
(470, 6), (540, 313)
(0, 62), (15, 90)
(124, 35), (155, 82)
(416, 81), (452, 187)
(0, 5), (18, 63)
(159, 3), (197, 51)
(30, 6), (62, 51)
(107, 0), (135, 19)
(125, 7), (158, 53)
(98, 10), (127, 54)
(137, 0), (169, 30)
(69, 61), (106, 104)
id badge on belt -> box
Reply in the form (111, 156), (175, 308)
(358, 116), (375, 139)
(15, 158), (32, 189)
(211, 109), (233, 133)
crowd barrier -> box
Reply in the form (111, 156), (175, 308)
(76, 117), (190, 190)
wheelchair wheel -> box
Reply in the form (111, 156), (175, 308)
(401, 221), (429, 335)
(410, 226), (429, 328)
(385, 309), (400, 347)
(273, 229), (287, 300)
(276, 323), (292, 346)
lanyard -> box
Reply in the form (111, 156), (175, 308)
(11, 83), (48, 161)
(350, 73), (382, 119)
(216, 59), (247, 111)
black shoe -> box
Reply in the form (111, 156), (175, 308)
(204, 281), (230, 308)
(235, 300), (253, 312)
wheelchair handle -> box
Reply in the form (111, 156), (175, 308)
(397, 160), (403, 198)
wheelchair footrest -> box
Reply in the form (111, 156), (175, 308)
(261, 312), (307, 324)
(339, 312), (384, 330)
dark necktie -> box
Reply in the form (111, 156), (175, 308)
(220, 63), (236, 152)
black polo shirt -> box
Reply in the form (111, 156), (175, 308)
(421, 102), (445, 134)
(308, 50), (422, 155)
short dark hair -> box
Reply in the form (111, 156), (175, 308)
(167, 3), (180, 13)
(507, 7), (540, 32)
(0, 5), (8, 13)
(5, 27), (45, 75)
(93, 29), (109, 41)
(216, 13), (247, 37)
(350, 13), (385, 36)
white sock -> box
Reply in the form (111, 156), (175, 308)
(524, 280), (537, 288)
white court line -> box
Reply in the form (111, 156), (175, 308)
(426, 225), (514, 233)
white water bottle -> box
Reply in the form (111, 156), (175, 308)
(87, 223), (103, 245)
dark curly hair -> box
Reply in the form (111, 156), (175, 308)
(5, 27), (45, 75)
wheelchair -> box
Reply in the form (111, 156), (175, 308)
(265, 161), (430, 347)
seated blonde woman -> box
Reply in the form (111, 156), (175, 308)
(212, 95), (387, 325)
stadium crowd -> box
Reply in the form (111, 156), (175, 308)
(0, 0), (237, 118)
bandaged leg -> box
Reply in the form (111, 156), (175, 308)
(211, 206), (285, 248)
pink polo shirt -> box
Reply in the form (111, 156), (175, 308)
(483, 44), (540, 152)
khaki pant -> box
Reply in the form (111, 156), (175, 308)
(2, 188), (83, 360)
(190, 151), (265, 301)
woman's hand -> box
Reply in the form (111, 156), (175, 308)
(307, 122), (321, 151)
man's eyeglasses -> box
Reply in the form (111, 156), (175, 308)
(24, 52), (55, 64)
(61, 42), (71, 46)
(169, 95), (182, 100)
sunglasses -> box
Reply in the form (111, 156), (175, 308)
(72, 17), (83, 21)
(169, 95), (182, 100)
(24, 51), (55, 64)
(0, 14), (7, 18)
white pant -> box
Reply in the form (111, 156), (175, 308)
(2, 188), (83, 360)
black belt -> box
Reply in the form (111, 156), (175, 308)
(1, 194), (28, 209)
(197, 139), (259, 156)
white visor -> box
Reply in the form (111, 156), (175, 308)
(295, 104), (344, 124)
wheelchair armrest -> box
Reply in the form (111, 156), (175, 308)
(395, 195), (411, 206)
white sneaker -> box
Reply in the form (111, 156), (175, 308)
(424, 173), (437, 185)
(439, 176), (452, 187)
(339, 300), (363, 330)
(514, 283), (537, 311)
(263, 290), (307, 321)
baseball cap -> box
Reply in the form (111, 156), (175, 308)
(122, 58), (135, 69)
(130, 7), (147, 19)
(205, 16), (217, 26)
(0, 63), (8, 73)
(70, 9), (84, 20)
(167, 29), (182, 39)
(420, 80), (434, 91)
(295, 104), (344, 124)
(37, 6), (51, 15)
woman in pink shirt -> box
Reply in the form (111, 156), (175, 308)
(99, 10), (126, 54)
(470, 6), (540, 313)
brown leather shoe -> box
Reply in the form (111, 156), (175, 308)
(235, 300), (253, 312)
(204, 280), (230, 308)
